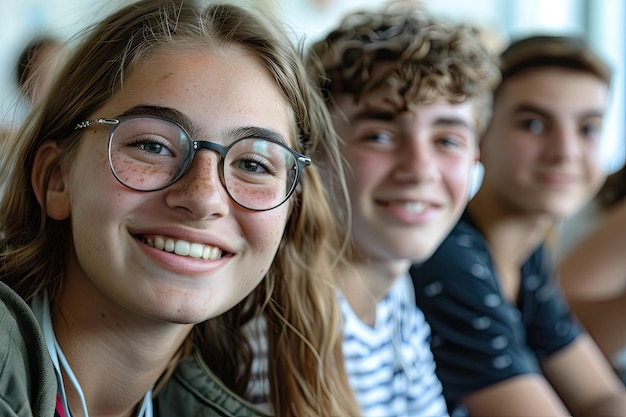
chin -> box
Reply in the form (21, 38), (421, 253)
(405, 245), (440, 264)
(539, 201), (589, 220)
(141, 299), (228, 325)
(143, 309), (201, 325)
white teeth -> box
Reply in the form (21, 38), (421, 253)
(154, 236), (165, 250)
(144, 235), (223, 260)
(202, 246), (218, 259)
(174, 240), (190, 256)
(394, 201), (428, 212)
(189, 243), (204, 259)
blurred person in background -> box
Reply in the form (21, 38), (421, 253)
(16, 35), (65, 106)
(411, 34), (626, 416)
(296, 1), (499, 415)
(1, 35), (65, 146)
(558, 164), (626, 384)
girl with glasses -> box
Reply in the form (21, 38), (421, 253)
(0, 1), (359, 416)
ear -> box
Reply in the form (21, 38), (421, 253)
(32, 141), (70, 220)
(472, 139), (481, 164)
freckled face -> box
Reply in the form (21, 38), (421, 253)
(481, 68), (609, 218)
(63, 47), (293, 324)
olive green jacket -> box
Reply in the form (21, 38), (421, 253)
(0, 280), (267, 417)
(0, 281), (57, 416)
(155, 349), (269, 417)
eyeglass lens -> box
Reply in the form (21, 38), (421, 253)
(108, 117), (299, 210)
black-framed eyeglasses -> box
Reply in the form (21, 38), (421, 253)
(75, 115), (311, 211)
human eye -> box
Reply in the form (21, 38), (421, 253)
(352, 128), (397, 150)
(127, 135), (177, 157)
(227, 139), (286, 179)
(436, 133), (468, 150)
(518, 117), (545, 134)
(113, 117), (184, 160)
(129, 137), (174, 156)
(365, 131), (393, 144)
(235, 154), (274, 174)
(580, 120), (603, 140)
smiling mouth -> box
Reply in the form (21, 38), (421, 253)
(140, 235), (226, 260)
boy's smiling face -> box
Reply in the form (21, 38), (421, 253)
(332, 81), (479, 264)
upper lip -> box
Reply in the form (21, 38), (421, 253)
(535, 171), (578, 181)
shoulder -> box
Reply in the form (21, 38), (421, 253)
(411, 218), (497, 309)
(0, 282), (57, 417)
(412, 216), (491, 284)
(155, 350), (270, 417)
(521, 246), (583, 358)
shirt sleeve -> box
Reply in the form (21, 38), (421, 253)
(520, 248), (582, 360)
(410, 223), (541, 408)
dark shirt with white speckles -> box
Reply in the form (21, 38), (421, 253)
(410, 209), (582, 416)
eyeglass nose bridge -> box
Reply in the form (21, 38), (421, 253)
(193, 140), (228, 157)
(179, 140), (229, 186)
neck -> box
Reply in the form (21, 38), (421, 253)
(52, 280), (192, 417)
(469, 186), (556, 264)
(336, 255), (409, 326)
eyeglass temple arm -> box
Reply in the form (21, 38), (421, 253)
(75, 118), (120, 130)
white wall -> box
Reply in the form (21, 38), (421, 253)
(0, 0), (125, 126)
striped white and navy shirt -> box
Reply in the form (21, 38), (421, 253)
(340, 274), (448, 417)
(244, 274), (448, 417)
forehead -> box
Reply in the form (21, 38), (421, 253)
(89, 47), (295, 141)
(495, 67), (609, 116)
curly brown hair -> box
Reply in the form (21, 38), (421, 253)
(308, 0), (500, 134)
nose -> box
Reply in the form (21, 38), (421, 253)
(393, 135), (440, 183)
(544, 124), (582, 163)
(165, 150), (230, 219)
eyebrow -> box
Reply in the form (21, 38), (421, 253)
(351, 111), (394, 122)
(352, 110), (473, 128)
(228, 126), (289, 144)
(119, 105), (193, 131)
(118, 105), (289, 144)
(430, 116), (473, 131)
(512, 102), (605, 120)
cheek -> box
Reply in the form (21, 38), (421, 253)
(484, 125), (534, 166)
(345, 151), (387, 189)
(442, 159), (474, 201)
(489, 140), (534, 178)
(68, 146), (140, 231)
(244, 211), (288, 281)
(583, 144), (602, 168)
(583, 149), (606, 185)
(242, 208), (290, 254)
(72, 136), (112, 186)
(68, 185), (118, 265)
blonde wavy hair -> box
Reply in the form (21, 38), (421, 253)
(0, 1), (358, 416)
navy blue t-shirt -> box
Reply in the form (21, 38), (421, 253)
(410, 210), (582, 415)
